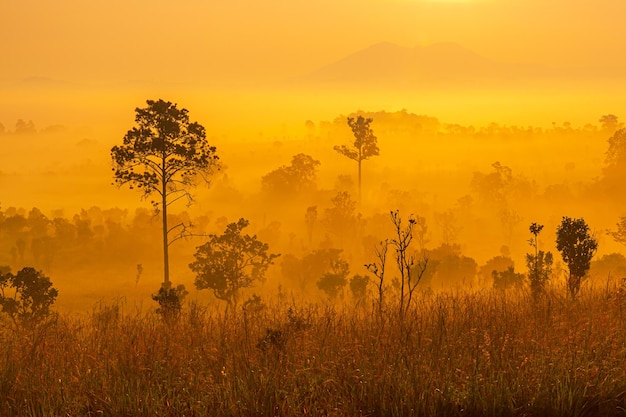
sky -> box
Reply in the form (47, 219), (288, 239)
(1, 0), (626, 135)
(3, 0), (626, 85)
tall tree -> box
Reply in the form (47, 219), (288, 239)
(556, 217), (598, 298)
(111, 99), (219, 288)
(334, 115), (379, 203)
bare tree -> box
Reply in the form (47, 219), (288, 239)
(365, 239), (389, 317)
(390, 210), (428, 319)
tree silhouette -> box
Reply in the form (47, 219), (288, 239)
(608, 216), (626, 247)
(111, 99), (219, 288)
(0, 267), (58, 327)
(556, 217), (598, 298)
(317, 258), (350, 300)
(492, 266), (525, 290)
(261, 153), (320, 196)
(190, 218), (279, 306)
(322, 192), (360, 246)
(526, 223), (553, 300)
(304, 206), (317, 248)
(349, 274), (369, 302)
(334, 115), (379, 203)
(389, 211), (428, 320)
(599, 114), (622, 134)
(604, 128), (626, 176)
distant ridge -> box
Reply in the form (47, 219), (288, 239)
(300, 42), (566, 88)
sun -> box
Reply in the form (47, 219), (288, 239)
(422, 0), (485, 3)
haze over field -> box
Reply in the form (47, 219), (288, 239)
(2, 0), (626, 311)
(3, 0), (626, 127)
(5, 3), (626, 414)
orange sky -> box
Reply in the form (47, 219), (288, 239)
(2, 0), (626, 84)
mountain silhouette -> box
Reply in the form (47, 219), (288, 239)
(300, 42), (559, 88)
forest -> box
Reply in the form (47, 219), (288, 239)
(2, 103), (626, 415)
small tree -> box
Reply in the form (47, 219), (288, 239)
(526, 222), (553, 300)
(599, 114), (622, 134)
(365, 239), (389, 316)
(152, 284), (188, 323)
(111, 99), (219, 288)
(334, 115), (379, 203)
(0, 267), (58, 327)
(190, 219), (280, 306)
(317, 259), (349, 300)
(556, 217), (598, 298)
(262, 154), (321, 196)
(389, 210), (428, 320)
(349, 274), (369, 302)
(492, 266), (525, 290)
(322, 191), (360, 246)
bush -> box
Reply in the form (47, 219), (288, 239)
(0, 267), (58, 327)
(152, 284), (188, 322)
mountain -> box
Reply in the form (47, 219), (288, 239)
(300, 42), (560, 88)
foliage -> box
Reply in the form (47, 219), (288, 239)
(599, 114), (622, 133)
(261, 153), (320, 195)
(602, 128), (626, 195)
(0, 267), (58, 327)
(349, 274), (369, 301)
(478, 255), (514, 286)
(526, 222), (553, 300)
(316, 259), (350, 300)
(589, 253), (626, 281)
(190, 218), (280, 305)
(152, 284), (188, 322)
(333, 115), (380, 200)
(492, 266), (525, 290)
(322, 191), (360, 245)
(470, 161), (513, 207)
(556, 216), (598, 298)
(425, 244), (478, 288)
(605, 128), (626, 168)
(281, 248), (344, 292)
(607, 216), (626, 247)
(526, 251), (553, 298)
(111, 99), (219, 287)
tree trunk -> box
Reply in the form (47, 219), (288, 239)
(162, 159), (170, 289)
(358, 158), (362, 205)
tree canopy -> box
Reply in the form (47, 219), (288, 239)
(334, 115), (379, 202)
(556, 217), (598, 298)
(111, 99), (219, 287)
(261, 153), (320, 196)
(190, 218), (279, 305)
(0, 267), (58, 327)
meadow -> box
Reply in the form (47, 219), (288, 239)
(1, 281), (625, 417)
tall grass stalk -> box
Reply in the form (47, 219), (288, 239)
(0, 284), (625, 416)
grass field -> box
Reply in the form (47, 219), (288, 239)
(1, 282), (625, 416)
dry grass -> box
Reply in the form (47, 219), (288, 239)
(0, 283), (625, 416)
